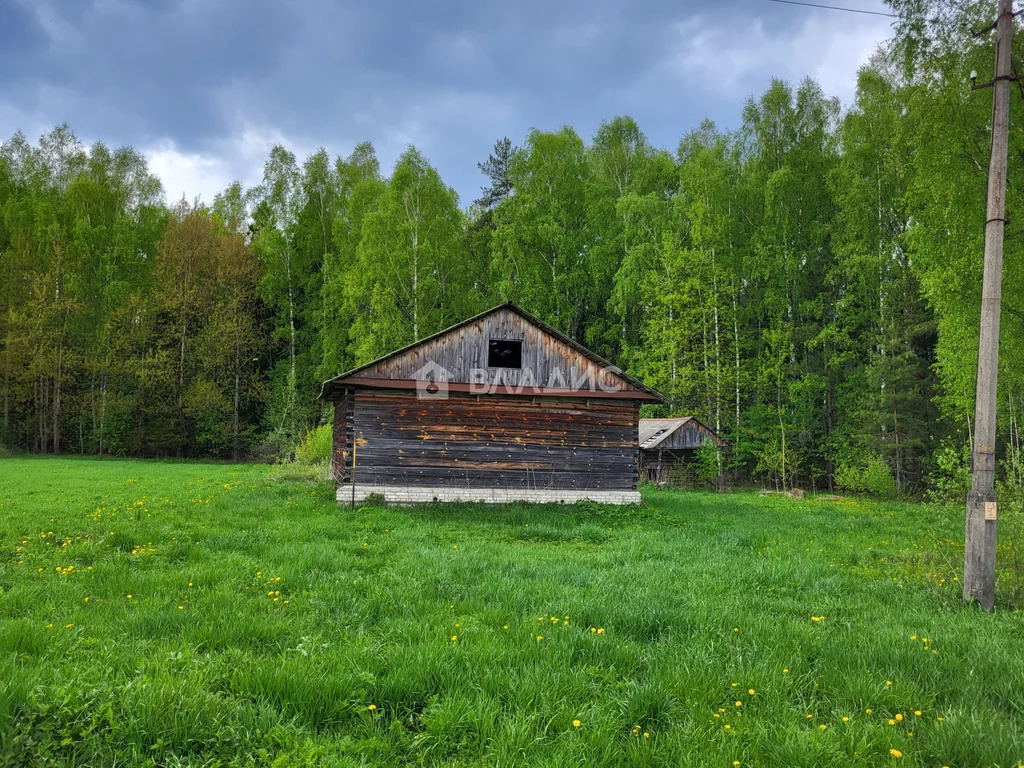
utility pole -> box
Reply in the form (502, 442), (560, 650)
(964, 0), (1016, 611)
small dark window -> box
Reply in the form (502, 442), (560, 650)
(488, 338), (522, 368)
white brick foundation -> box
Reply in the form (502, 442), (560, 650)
(336, 484), (640, 506)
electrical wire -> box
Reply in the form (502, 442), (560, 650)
(766, 0), (897, 18)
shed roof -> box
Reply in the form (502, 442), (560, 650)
(319, 301), (663, 402)
(639, 417), (725, 450)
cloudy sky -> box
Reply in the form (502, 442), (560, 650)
(1, 0), (895, 207)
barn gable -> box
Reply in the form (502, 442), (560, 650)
(320, 302), (661, 401)
(640, 417), (726, 451)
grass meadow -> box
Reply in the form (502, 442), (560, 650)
(0, 457), (1023, 766)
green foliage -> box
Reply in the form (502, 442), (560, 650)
(693, 440), (720, 488)
(295, 423), (331, 465)
(1, 2), (1022, 499)
(2, 456), (1024, 765)
(926, 441), (972, 505)
(835, 454), (898, 499)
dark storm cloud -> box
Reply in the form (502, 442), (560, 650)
(0, 0), (894, 205)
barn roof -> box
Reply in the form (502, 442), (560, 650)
(319, 301), (663, 402)
(639, 417), (726, 450)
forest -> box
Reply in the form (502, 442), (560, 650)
(1, 2), (1022, 497)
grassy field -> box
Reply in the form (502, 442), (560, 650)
(0, 458), (1022, 767)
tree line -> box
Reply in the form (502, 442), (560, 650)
(2, 1), (1022, 495)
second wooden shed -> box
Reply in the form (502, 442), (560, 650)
(639, 417), (726, 486)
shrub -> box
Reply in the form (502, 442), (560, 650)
(296, 424), (332, 465)
(926, 441), (971, 504)
(694, 440), (721, 489)
(835, 453), (897, 498)
(833, 461), (862, 494)
(252, 428), (293, 463)
(860, 454), (897, 497)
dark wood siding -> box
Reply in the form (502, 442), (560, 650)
(350, 307), (640, 394)
(657, 421), (718, 450)
(331, 393), (354, 482)
(343, 389), (640, 490)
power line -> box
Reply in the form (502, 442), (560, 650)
(766, 0), (897, 17)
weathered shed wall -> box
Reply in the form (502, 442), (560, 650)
(336, 389), (640, 490)
(657, 421), (719, 450)
(350, 307), (639, 393)
(331, 393), (353, 481)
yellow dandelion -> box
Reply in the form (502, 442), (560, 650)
(503, 625), (509, 629)
(724, 724), (732, 730)
(889, 748), (902, 758)
(895, 714), (903, 722)
(842, 716), (849, 722)
(866, 708), (873, 714)
(885, 680), (892, 686)
(783, 668), (789, 674)
(572, 719), (581, 728)
(367, 704), (376, 711)
(819, 724), (827, 731)
(936, 716), (944, 722)
(748, 689), (755, 695)
(451, 635), (458, 642)
(643, 732), (650, 739)
(888, 719), (896, 726)
(913, 711), (921, 716)
(597, 627), (605, 634)
(735, 701), (742, 707)
(733, 762), (740, 767)
(177, 605), (184, 610)
(537, 635), (543, 641)
(126, 594), (133, 599)
(590, 627), (597, 633)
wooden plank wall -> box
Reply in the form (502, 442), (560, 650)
(640, 448), (694, 486)
(342, 389), (641, 490)
(352, 307), (639, 393)
(658, 421), (718, 451)
(331, 393), (354, 481)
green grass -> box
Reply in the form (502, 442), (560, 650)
(1, 457), (1022, 767)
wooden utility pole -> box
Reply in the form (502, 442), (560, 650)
(964, 0), (1015, 611)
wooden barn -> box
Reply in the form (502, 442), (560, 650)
(319, 302), (662, 505)
(639, 417), (726, 486)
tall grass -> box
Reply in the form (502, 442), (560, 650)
(0, 457), (1021, 766)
